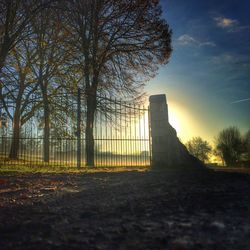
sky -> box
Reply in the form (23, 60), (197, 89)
(147, 0), (250, 144)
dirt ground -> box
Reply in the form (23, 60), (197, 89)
(0, 168), (250, 250)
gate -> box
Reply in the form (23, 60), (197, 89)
(0, 89), (151, 167)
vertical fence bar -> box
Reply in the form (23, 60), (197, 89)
(129, 103), (132, 166)
(77, 88), (81, 168)
(148, 106), (152, 166)
(139, 107), (142, 166)
(99, 105), (102, 167)
(109, 98), (111, 166)
(120, 100), (123, 166)
(105, 96), (108, 166)
(115, 98), (117, 166)
(94, 103), (97, 166)
(125, 102), (128, 167)
(134, 102), (137, 166)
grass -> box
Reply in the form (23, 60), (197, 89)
(1, 157), (248, 175)
(0, 156), (150, 174)
(0, 163), (149, 174)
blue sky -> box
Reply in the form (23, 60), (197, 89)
(147, 0), (250, 143)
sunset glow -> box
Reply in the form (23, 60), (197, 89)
(168, 102), (197, 143)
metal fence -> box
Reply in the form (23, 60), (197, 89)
(0, 90), (151, 167)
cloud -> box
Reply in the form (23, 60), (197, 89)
(210, 54), (234, 64)
(213, 16), (250, 33)
(214, 17), (238, 28)
(210, 53), (250, 65)
(200, 41), (216, 47)
(177, 34), (197, 45)
(177, 34), (216, 47)
(231, 98), (250, 104)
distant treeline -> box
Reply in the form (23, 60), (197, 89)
(186, 126), (250, 167)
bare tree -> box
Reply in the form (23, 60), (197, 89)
(0, 0), (83, 162)
(243, 130), (250, 162)
(216, 126), (243, 167)
(0, 39), (42, 159)
(65, 0), (172, 166)
(0, 0), (55, 73)
(29, 8), (71, 162)
(186, 137), (212, 163)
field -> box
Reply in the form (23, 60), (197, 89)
(0, 167), (250, 249)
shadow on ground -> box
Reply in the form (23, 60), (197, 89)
(0, 168), (250, 250)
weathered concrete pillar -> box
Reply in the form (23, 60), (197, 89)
(149, 94), (204, 168)
(149, 94), (170, 166)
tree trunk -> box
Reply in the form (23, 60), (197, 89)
(9, 111), (21, 159)
(9, 88), (23, 160)
(0, 57), (5, 73)
(43, 95), (50, 163)
(0, 31), (13, 74)
(85, 93), (96, 166)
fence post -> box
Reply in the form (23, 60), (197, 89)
(77, 88), (81, 168)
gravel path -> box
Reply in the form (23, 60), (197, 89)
(0, 169), (250, 249)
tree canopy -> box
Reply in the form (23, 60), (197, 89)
(215, 126), (244, 167)
(186, 137), (212, 163)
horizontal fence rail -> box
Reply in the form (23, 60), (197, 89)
(0, 89), (151, 168)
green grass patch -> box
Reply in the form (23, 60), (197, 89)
(0, 164), (149, 174)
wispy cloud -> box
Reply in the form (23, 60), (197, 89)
(177, 34), (216, 47)
(210, 53), (234, 64)
(213, 16), (250, 33)
(200, 41), (216, 47)
(210, 53), (250, 66)
(231, 98), (250, 104)
(214, 17), (238, 28)
(178, 34), (197, 45)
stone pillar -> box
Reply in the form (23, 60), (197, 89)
(149, 94), (170, 166)
(149, 94), (204, 168)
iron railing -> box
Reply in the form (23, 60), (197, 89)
(0, 89), (151, 167)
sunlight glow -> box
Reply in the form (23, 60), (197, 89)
(168, 111), (181, 135)
(167, 101), (213, 144)
(168, 101), (193, 142)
